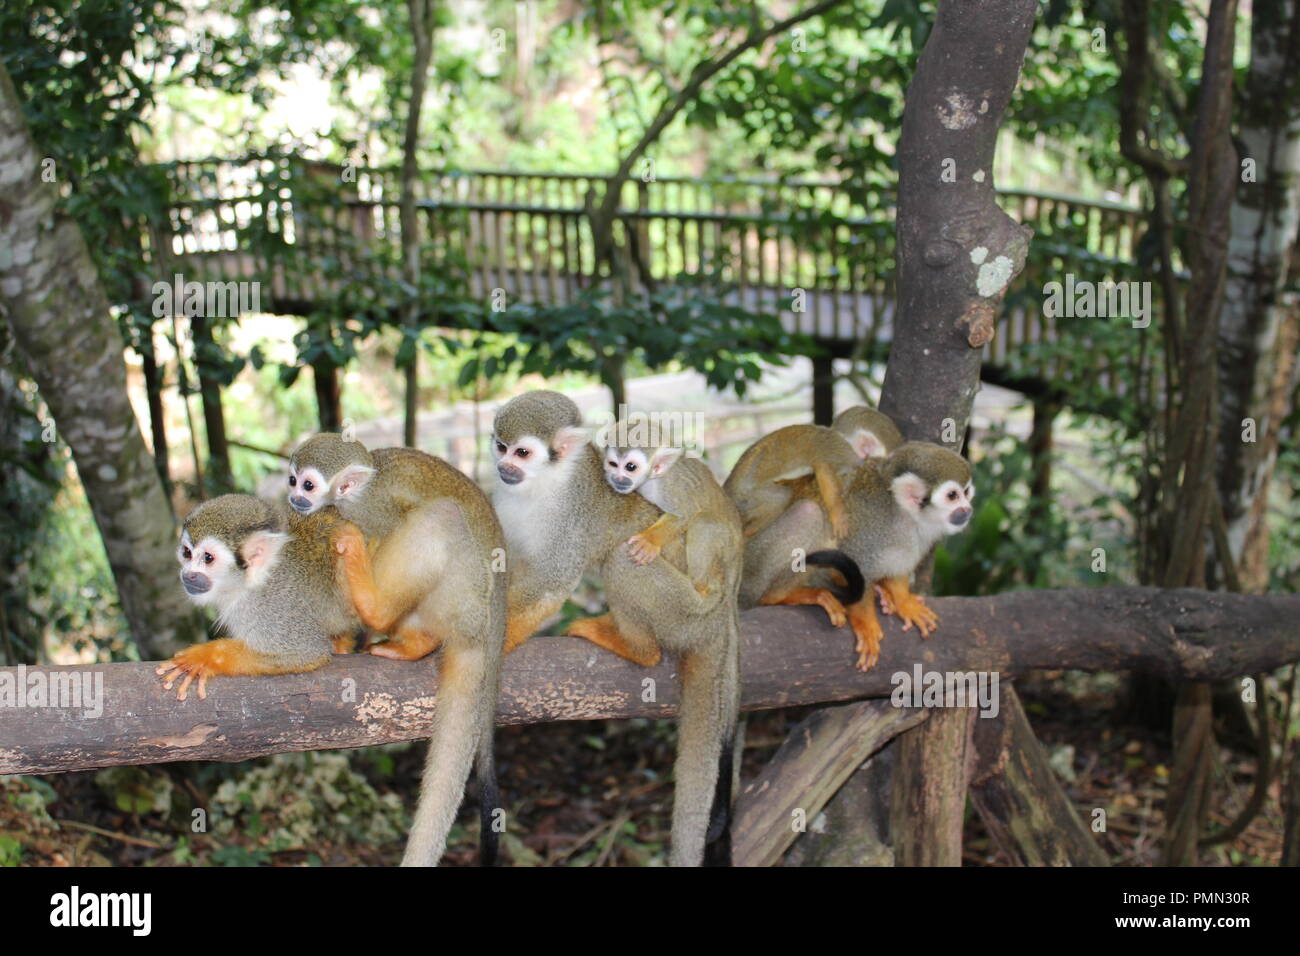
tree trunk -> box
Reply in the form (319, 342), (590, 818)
(1214, 0), (1300, 593)
(400, 0), (436, 448)
(876, 0), (1038, 867)
(312, 353), (342, 433)
(189, 314), (232, 493)
(1158, 0), (1240, 866)
(0, 62), (203, 658)
(138, 328), (171, 496)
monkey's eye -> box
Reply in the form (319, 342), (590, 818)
(607, 460), (617, 469)
(516, 448), (530, 459)
(202, 552), (214, 565)
(947, 489), (959, 502)
(302, 480), (315, 492)
(495, 440), (507, 454)
(181, 547), (192, 560)
(288, 474), (297, 487)
(625, 462), (637, 473)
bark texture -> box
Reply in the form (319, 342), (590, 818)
(877, 0), (1039, 868)
(0, 63), (203, 658)
(2, 588), (1296, 774)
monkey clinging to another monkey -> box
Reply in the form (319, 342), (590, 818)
(286, 433), (507, 868)
(731, 416), (972, 671)
(491, 391), (741, 866)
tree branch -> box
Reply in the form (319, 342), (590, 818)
(1, 587), (1297, 775)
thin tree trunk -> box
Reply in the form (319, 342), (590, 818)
(138, 329), (171, 496)
(0, 62), (203, 658)
(1158, 0), (1240, 866)
(1215, 0), (1300, 593)
(876, 0), (1038, 867)
(189, 314), (232, 492)
(313, 354), (342, 433)
(400, 0), (436, 448)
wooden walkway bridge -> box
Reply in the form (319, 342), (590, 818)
(148, 155), (1148, 402)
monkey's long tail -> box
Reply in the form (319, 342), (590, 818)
(401, 644), (493, 867)
(475, 661), (501, 867)
(806, 549), (866, 605)
(671, 610), (741, 867)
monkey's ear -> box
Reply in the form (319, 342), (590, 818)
(890, 473), (928, 514)
(648, 447), (684, 478)
(333, 464), (376, 499)
(552, 425), (590, 460)
(848, 429), (888, 459)
(241, 531), (290, 588)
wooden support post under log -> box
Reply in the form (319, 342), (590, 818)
(731, 700), (927, 867)
(1, 587), (1297, 776)
(969, 685), (1109, 866)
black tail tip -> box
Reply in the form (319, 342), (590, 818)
(806, 549), (866, 605)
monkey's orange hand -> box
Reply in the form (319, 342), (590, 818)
(155, 639), (244, 702)
(626, 534), (662, 566)
(876, 578), (939, 637)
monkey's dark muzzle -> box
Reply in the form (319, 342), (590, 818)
(497, 464), (524, 485)
(181, 572), (211, 595)
(950, 507), (972, 527)
(289, 496), (314, 513)
(608, 476), (635, 494)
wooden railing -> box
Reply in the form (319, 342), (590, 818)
(152, 155), (1147, 381)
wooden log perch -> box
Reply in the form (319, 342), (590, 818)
(1, 586), (1297, 775)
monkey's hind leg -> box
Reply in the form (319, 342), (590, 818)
(758, 585), (848, 628)
(504, 595), (566, 653)
(156, 638), (329, 702)
(333, 522), (410, 634)
(812, 460), (850, 539)
(876, 576), (939, 636)
(370, 625), (444, 660)
(565, 613), (662, 667)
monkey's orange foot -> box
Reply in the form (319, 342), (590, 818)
(369, 627), (442, 661)
(332, 522), (367, 560)
(155, 639), (240, 702)
(565, 614), (662, 667)
(846, 603), (884, 672)
(331, 633), (359, 654)
(760, 587), (847, 629)
(877, 578), (939, 637)
(626, 534), (662, 566)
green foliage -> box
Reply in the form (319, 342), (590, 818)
(94, 766), (175, 816)
(461, 276), (812, 397)
(211, 752), (406, 851)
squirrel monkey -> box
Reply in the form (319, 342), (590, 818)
(724, 406), (902, 539)
(288, 434), (507, 868)
(160, 495), (360, 701)
(602, 436), (740, 598)
(740, 442), (973, 671)
(492, 391), (741, 866)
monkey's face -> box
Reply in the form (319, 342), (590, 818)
(890, 474), (975, 543)
(288, 462), (373, 514)
(177, 526), (289, 606)
(176, 530), (239, 607)
(492, 426), (587, 488)
(604, 447), (651, 494)
(925, 478), (975, 539)
(287, 464), (330, 514)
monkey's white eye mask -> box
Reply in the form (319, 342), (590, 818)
(177, 530), (289, 605)
(287, 466), (328, 514)
(493, 427), (587, 487)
